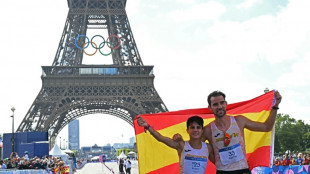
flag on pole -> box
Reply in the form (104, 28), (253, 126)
(134, 91), (276, 174)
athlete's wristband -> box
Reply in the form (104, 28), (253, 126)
(144, 124), (151, 133)
(272, 106), (279, 110)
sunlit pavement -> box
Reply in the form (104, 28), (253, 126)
(75, 163), (105, 174)
(75, 162), (139, 174)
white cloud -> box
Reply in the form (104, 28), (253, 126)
(236, 0), (263, 9)
(134, 1), (310, 122)
(175, 0), (196, 5)
(277, 58), (310, 88)
(204, 0), (310, 64)
(166, 1), (226, 22)
(279, 89), (310, 123)
(126, 0), (142, 16)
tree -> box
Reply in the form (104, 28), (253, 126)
(302, 132), (310, 150)
(116, 148), (133, 157)
(274, 134), (281, 153)
(274, 114), (310, 153)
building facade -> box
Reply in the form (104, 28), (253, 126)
(81, 144), (116, 159)
(68, 120), (80, 150)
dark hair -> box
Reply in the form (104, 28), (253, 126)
(187, 116), (204, 129)
(207, 91), (226, 106)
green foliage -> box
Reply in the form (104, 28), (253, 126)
(275, 113), (310, 153)
(72, 150), (78, 157)
(116, 148), (134, 156)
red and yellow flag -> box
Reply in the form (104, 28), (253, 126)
(60, 166), (70, 174)
(134, 91), (276, 174)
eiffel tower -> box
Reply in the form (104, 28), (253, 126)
(16, 0), (168, 146)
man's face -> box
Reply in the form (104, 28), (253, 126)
(187, 122), (203, 139)
(208, 95), (227, 117)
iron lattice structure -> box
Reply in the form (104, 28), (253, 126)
(17, 0), (168, 146)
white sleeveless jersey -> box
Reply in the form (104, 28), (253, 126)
(179, 141), (209, 174)
(210, 116), (248, 171)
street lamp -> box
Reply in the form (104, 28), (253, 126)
(121, 134), (124, 152)
(111, 146), (113, 159)
(10, 107), (16, 153)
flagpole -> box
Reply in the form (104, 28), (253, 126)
(264, 88), (275, 167)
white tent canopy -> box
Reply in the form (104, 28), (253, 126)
(49, 144), (68, 161)
(50, 144), (67, 156)
(117, 151), (127, 159)
(63, 149), (74, 154)
(128, 151), (135, 155)
(91, 156), (99, 161)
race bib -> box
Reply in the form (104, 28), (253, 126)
(183, 155), (208, 174)
(219, 143), (244, 165)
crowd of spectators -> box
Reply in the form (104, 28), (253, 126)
(274, 152), (310, 166)
(0, 151), (78, 173)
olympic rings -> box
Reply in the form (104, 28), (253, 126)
(91, 35), (105, 49)
(75, 34), (121, 56)
(106, 35), (121, 49)
(99, 42), (113, 56)
(75, 35), (89, 50)
(82, 41), (97, 56)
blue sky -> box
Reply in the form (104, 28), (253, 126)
(0, 0), (309, 147)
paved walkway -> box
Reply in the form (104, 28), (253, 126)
(75, 163), (105, 174)
(104, 161), (139, 174)
(75, 162), (139, 174)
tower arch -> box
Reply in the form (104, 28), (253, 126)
(17, 0), (168, 147)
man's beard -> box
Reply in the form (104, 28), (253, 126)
(214, 109), (226, 117)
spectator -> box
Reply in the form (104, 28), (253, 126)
(18, 160), (29, 170)
(41, 159), (48, 169)
(18, 157), (24, 165)
(274, 157), (281, 166)
(282, 154), (290, 166)
(290, 155), (296, 165)
(33, 159), (42, 169)
(72, 153), (77, 171)
(302, 155), (309, 165)
(12, 157), (18, 168)
(6, 158), (13, 169)
(296, 154), (303, 165)
(10, 152), (18, 159)
(24, 151), (29, 160)
(0, 160), (7, 169)
(76, 159), (81, 168)
(306, 154), (310, 164)
(125, 159), (131, 174)
(0, 154), (75, 172)
(119, 158), (125, 174)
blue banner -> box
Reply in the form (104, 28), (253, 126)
(252, 165), (310, 174)
(0, 170), (52, 174)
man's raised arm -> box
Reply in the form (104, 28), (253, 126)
(238, 90), (282, 132)
(137, 117), (184, 153)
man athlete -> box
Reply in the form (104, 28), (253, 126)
(174, 90), (282, 174)
(137, 115), (214, 174)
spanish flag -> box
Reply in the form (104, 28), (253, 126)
(133, 91), (276, 174)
